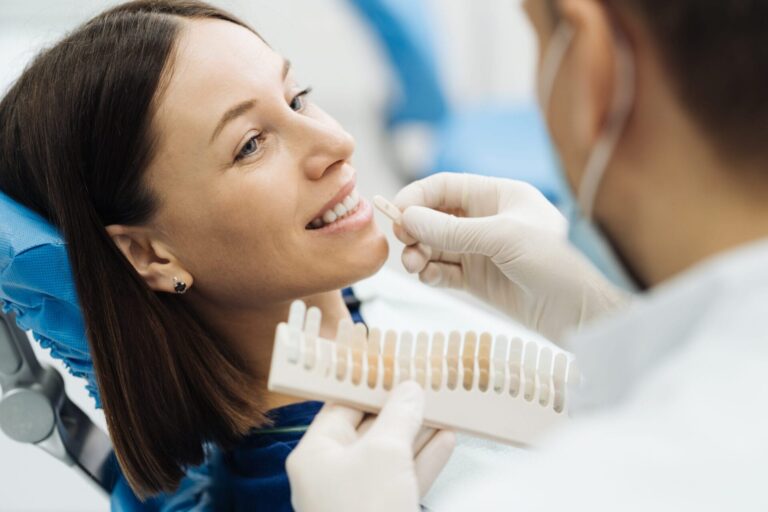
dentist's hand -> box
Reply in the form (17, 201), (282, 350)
(287, 382), (455, 512)
(394, 173), (629, 343)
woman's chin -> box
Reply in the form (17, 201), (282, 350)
(346, 232), (389, 283)
(328, 231), (389, 291)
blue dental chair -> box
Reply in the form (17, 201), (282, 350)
(348, 0), (565, 204)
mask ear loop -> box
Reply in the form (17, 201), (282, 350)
(577, 24), (636, 220)
(538, 23), (576, 115)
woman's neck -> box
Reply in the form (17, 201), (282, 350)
(197, 289), (352, 411)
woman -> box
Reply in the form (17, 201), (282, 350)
(0, 0), (390, 508)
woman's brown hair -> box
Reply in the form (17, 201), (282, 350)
(0, 0), (269, 498)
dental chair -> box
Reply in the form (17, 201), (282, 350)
(0, 190), (120, 502)
(0, 310), (117, 494)
(348, 0), (565, 204)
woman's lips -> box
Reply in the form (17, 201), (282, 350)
(306, 196), (373, 235)
(307, 177), (357, 226)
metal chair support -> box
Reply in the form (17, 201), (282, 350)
(0, 311), (117, 494)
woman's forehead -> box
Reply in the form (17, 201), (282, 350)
(153, 19), (283, 139)
(163, 20), (280, 103)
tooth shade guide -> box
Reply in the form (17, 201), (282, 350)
(462, 332), (477, 391)
(508, 338), (523, 397)
(372, 195), (402, 224)
(478, 333), (492, 392)
(303, 306), (321, 370)
(335, 319), (353, 381)
(446, 331), (461, 390)
(398, 331), (413, 384)
(351, 323), (367, 386)
(367, 328), (382, 389)
(523, 341), (539, 402)
(430, 332), (445, 391)
(269, 300), (575, 447)
(537, 348), (553, 406)
(382, 330), (397, 391)
(492, 335), (509, 394)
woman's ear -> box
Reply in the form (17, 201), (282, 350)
(559, 0), (617, 146)
(105, 224), (194, 294)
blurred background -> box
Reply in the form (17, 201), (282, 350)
(0, 0), (548, 509)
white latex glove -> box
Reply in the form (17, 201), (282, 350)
(393, 172), (630, 343)
(286, 381), (456, 512)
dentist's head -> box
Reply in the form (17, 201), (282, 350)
(524, 0), (768, 288)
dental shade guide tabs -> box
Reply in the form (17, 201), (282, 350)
(382, 330), (397, 390)
(287, 300), (306, 363)
(446, 331), (461, 391)
(415, 332), (429, 388)
(268, 300), (575, 447)
(303, 306), (321, 370)
(508, 337), (523, 397)
(478, 333), (492, 392)
(336, 318), (353, 381)
(397, 331), (414, 384)
(351, 323), (367, 386)
(366, 328), (382, 389)
(553, 353), (568, 413)
(492, 335), (509, 394)
(537, 348), (553, 406)
(461, 331), (477, 391)
(523, 341), (538, 402)
(373, 195), (402, 224)
(430, 332), (445, 391)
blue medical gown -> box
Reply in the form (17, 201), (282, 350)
(111, 400), (323, 512)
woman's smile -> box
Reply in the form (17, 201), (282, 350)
(306, 193), (373, 235)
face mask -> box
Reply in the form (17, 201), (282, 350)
(538, 21), (639, 291)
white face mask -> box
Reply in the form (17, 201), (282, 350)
(539, 21), (639, 290)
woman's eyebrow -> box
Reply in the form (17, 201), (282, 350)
(209, 58), (292, 145)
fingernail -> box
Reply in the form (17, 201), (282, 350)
(421, 264), (441, 286)
(402, 249), (425, 273)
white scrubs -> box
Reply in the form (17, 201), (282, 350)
(432, 239), (768, 511)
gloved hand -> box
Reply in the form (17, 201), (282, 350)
(286, 381), (456, 512)
(393, 172), (630, 343)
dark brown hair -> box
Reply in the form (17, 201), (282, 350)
(623, 0), (768, 164)
(551, 0), (768, 165)
(0, 0), (269, 498)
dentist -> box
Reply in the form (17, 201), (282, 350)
(287, 0), (768, 509)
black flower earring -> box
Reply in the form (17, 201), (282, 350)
(173, 276), (187, 294)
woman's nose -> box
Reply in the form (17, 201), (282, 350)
(296, 116), (356, 180)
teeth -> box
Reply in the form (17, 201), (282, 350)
(322, 210), (338, 224)
(308, 189), (362, 230)
(333, 203), (347, 217)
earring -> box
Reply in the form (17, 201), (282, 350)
(173, 276), (187, 294)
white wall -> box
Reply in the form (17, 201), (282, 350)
(0, 1), (536, 510)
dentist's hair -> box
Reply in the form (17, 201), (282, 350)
(549, 0), (768, 165)
(0, 0), (268, 499)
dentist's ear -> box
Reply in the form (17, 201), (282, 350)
(105, 224), (194, 294)
(559, 0), (618, 147)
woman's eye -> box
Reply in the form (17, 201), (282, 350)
(290, 87), (312, 112)
(236, 134), (261, 161)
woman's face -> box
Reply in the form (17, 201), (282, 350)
(145, 19), (388, 308)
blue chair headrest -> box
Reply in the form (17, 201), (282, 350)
(0, 190), (100, 406)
